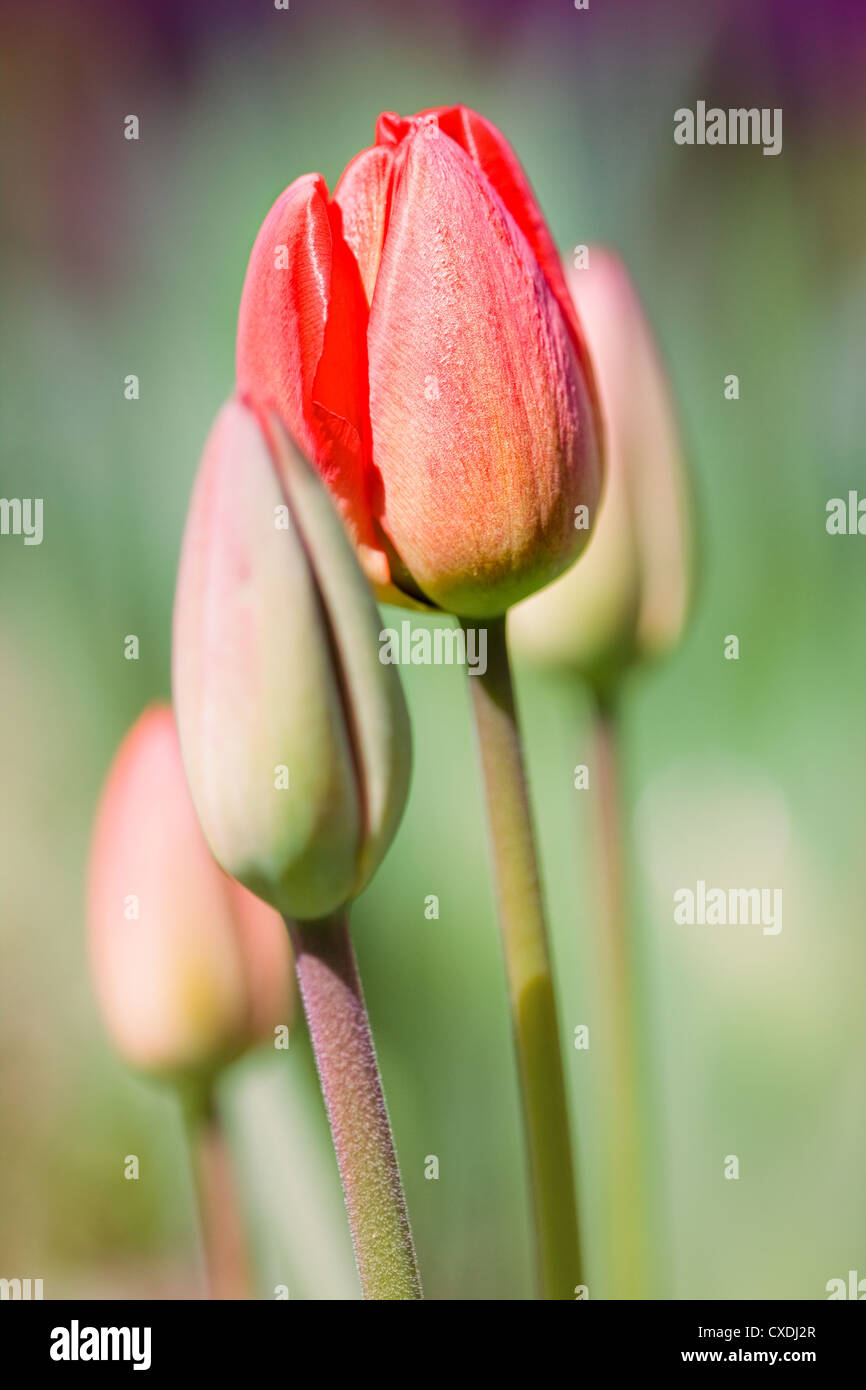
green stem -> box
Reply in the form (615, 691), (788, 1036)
(286, 912), (422, 1300)
(590, 689), (650, 1298)
(183, 1083), (252, 1300)
(463, 616), (582, 1299)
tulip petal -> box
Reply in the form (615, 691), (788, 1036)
(237, 174), (330, 454)
(510, 248), (692, 686)
(88, 705), (292, 1079)
(367, 126), (601, 616)
(573, 252), (691, 660)
(266, 413), (412, 894)
(378, 106), (603, 444)
(236, 175), (390, 588)
(333, 145), (397, 306)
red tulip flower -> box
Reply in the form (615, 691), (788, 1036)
(237, 106), (603, 618)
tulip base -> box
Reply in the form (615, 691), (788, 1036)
(287, 913), (422, 1300)
(463, 616), (582, 1299)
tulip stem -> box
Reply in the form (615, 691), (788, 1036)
(463, 615), (582, 1299)
(590, 689), (651, 1297)
(286, 913), (422, 1300)
(182, 1083), (252, 1300)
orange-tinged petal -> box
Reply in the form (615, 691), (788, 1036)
(367, 125), (601, 616)
(87, 705), (292, 1081)
(378, 105), (603, 445)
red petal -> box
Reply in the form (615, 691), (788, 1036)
(236, 174), (388, 584)
(366, 126), (602, 616)
(379, 106), (602, 441)
(375, 111), (410, 145)
(237, 174), (331, 457)
(333, 145), (398, 306)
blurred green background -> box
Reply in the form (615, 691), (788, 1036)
(1, 0), (864, 1299)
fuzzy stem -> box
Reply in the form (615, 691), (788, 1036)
(590, 690), (650, 1298)
(183, 1084), (252, 1300)
(463, 616), (582, 1299)
(287, 912), (422, 1300)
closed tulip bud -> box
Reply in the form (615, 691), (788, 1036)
(87, 704), (293, 1083)
(510, 248), (694, 693)
(237, 105), (604, 618)
(172, 399), (411, 923)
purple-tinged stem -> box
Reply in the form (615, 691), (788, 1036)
(287, 912), (422, 1300)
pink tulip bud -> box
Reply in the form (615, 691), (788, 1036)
(510, 248), (693, 691)
(236, 106), (603, 617)
(87, 704), (293, 1082)
(172, 400), (411, 922)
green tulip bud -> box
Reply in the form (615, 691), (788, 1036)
(172, 400), (411, 922)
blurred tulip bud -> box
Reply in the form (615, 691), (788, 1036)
(237, 105), (603, 618)
(510, 248), (694, 694)
(88, 704), (293, 1083)
(172, 399), (411, 922)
